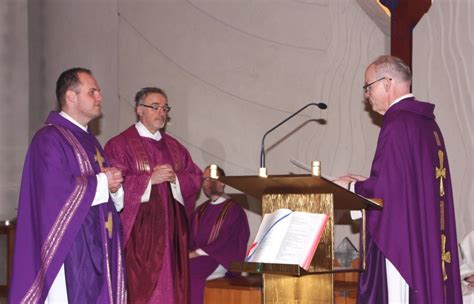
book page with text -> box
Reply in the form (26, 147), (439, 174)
(274, 212), (328, 269)
(246, 209), (293, 262)
(246, 209), (328, 271)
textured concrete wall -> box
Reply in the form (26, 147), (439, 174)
(0, 0), (29, 221)
(2, 0), (471, 255)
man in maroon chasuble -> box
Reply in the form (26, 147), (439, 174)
(334, 55), (462, 303)
(189, 165), (250, 304)
(104, 87), (202, 304)
(10, 68), (126, 303)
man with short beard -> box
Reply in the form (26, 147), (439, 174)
(105, 87), (202, 303)
(188, 165), (250, 304)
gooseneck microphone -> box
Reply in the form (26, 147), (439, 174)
(259, 102), (327, 177)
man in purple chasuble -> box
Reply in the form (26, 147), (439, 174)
(10, 68), (126, 303)
(334, 56), (462, 304)
(104, 87), (202, 304)
(188, 166), (250, 304)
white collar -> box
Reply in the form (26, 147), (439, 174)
(135, 121), (162, 141)
(388, 93), (414, 110)
(59, 111), (88, 132)
(210, 194), (230, 205)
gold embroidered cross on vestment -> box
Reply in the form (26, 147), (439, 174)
(105, 211), (113, 239)
(436, 150), (446, 197)
(94, 147), (105, 172)
(441, 234), (451, 281)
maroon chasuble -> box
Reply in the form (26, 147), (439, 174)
(105, 126), (202, 304)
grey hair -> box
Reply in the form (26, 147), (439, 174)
(370, 55), (412, 83)
(134, 87), (168, 106)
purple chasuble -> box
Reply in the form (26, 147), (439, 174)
(10, 112), (126, 304)
(104, 125), (202, 304)
(355, 98), (462, 304)
(189, 199), (250, 304)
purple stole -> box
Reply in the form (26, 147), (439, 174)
(53, 125), (126, 304)
(120, 129), (153, 244)
(193, 200), (235, 244)
(52, 125), (127, 303)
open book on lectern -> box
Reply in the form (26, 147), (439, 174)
(245, 208), (329, 271)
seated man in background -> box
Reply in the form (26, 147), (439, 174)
(189, 165), (250, 304)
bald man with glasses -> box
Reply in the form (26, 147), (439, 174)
(105, 87), (202, 304)
(334, 55), (462, 303)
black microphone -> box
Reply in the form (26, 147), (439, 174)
(259, 102), (327, 176)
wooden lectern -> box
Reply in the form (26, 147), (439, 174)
(219, 174), (382, 304)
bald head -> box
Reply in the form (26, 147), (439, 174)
(369, 55), (412, 86)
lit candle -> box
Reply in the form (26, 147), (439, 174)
(210, 164), (218, 179)
(311, 161), (321, 177)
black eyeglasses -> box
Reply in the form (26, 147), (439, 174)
(363, 77), (391, 92)
(139, 104), (171, 113)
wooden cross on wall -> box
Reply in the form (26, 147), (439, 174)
(387, 0), (432, 70)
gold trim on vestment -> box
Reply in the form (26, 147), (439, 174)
(436, 150), (446, 197)
(433, 131), (451, 285)
(440, 200), (445, 231)
(22, 126), (93, 303)
(95, 147), (105, 172)
(441, 234), (451, 281)
(117, 236), (126, 303)
(103, 209), (114, 304)
(433, 131), (441, 147)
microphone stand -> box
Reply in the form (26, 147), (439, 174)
(259, 102), (327, 177)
